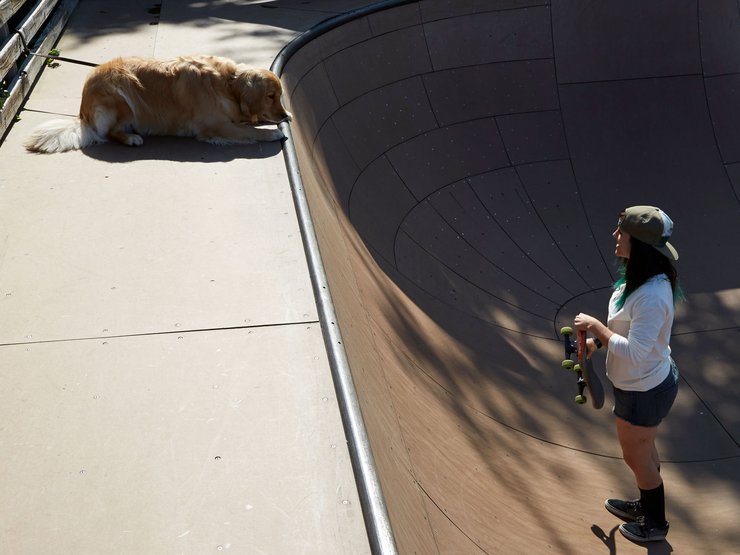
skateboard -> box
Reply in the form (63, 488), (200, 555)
(560, 326), (604, 409)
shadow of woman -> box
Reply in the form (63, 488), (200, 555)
(591, 524), (674, 554)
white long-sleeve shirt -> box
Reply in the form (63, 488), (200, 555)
(606, 274), (674, 391)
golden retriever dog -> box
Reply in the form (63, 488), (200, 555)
(25, 55), (292, 153)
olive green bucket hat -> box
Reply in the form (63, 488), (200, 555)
(619, 205), (679, 260)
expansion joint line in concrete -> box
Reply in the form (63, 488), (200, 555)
(0, 320), (321, 348)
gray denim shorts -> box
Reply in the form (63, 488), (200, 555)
(613, 360), (679, 427)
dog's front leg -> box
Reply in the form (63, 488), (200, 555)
(197, 124), (284, 145)
(109, 127), (145, 147)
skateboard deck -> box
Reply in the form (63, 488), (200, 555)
(560, 326), (604, 409)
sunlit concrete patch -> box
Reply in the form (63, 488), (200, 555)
(2, 112), (314, 344)
(0, 326), (369, 554)
(1, 2), (373, 552)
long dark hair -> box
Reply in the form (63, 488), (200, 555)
(614, 236), (683, 309)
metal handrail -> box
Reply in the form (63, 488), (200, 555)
(270, 2), (416, 553)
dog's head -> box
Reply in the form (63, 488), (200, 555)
(232, 68), (292, 126)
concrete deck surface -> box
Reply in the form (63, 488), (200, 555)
(282, 1), (740, 554)
(3, 1), (740, 554)
(1, 1), (375, 553)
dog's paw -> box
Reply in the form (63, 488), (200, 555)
(125, 134), (144, 147)
(262, 128), (285, 142)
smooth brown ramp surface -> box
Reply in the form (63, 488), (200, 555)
(280, 1), (740, 553)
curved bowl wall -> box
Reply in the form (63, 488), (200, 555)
(281, 2), (740, 553)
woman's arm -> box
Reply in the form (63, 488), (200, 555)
(574, 313), (614, 347)
(607, 295), (669, 366)
(575, 289), (669, 363)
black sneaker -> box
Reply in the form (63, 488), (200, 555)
(619, 517), (669, 543)
(604, 498), (642, 521)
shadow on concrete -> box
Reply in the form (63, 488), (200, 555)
(81, 136), (284, 163)
(60, 0), (375, 58)
(281, 1), (740, 553)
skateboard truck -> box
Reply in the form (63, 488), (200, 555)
(560, 326), (605, 409)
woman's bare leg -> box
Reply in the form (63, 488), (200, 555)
(616, 417), (662, 490)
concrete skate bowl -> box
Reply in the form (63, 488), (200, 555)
(278, 1), (740, 553)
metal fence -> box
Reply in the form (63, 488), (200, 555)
(0, 0), (78, 140)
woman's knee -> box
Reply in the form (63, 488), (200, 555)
(617, 419), (663, 486)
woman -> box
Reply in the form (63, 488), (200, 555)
(574, 205), (681, 543)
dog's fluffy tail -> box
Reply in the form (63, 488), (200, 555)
(24, 117), (101, 153)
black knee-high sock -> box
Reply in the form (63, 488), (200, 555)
(639, 483), (666, 525)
